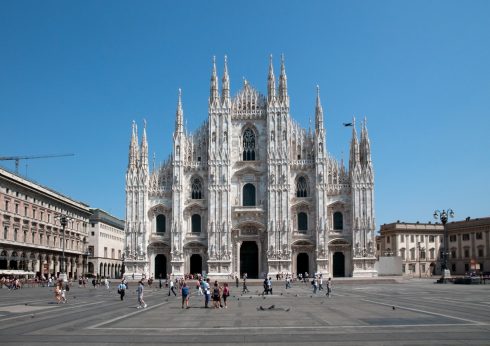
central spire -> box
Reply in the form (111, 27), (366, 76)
(221, 55), (230, 104)
(315, 85), (324, 130)
(175, 88), (184, 134)
(267, 54), (276, 103)
(210, 56), (219, 104)
(279, 54), (289, 105)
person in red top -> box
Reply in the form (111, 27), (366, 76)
(222, 282), (230, 308)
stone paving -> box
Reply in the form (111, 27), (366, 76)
(0, 278), (489, 345)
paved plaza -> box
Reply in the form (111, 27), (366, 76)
(0, 278), (489, 345)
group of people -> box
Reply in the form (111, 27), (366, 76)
(310, 274), (332, 296)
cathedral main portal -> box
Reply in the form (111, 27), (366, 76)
(240, 241), (259, 278)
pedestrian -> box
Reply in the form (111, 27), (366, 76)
(326, 277), (332, 297)
(117, 281), (126, 301)
(136, 280), (147, 308)
(318, 274), (324, 291)
(212, 281), (221, 309)
(262, 277), (269, 295)
(104, 277), (110, 289)
(235, 275), (239, 288)
(222, 282), (230, 308)
(181, 282), (190, 309)
(203, 278), (211, 308)
(197, 279), (203, 295)
(54, 282), (62, 304)
(267, 277), (272, 295)
(242, 277), (249, 294)
(169, 279), (177, 296)
(312, 277), (317, 294)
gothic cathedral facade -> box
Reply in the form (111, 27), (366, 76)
(124, 56), (377, 279)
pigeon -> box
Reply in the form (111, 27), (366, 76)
(259, 306), (265, 311)
(343, 123), (353, 127)
(285, 307), (290, 312)
(262, 296), (266, 299)
(392, 306), (396, 310)
(268, 305), (275, 310)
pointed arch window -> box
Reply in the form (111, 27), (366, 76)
(242, 128), (256, 161)
(298, 212), (308, 232)
(191, 214), (201, 233)
(191, 177), (203, 199)
(296, 176), (308, 197)
(243, 183), (256, 206)
(156, 215), (166, 233)
(333, 212), (343, 230)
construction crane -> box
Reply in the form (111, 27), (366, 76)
(0, 154), (75, 174)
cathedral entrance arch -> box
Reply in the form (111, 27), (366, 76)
(333, 252), (345, 277)
(190, 254), (202, 275)
(297, 253), (309, 277)
(155, 254), (167, 279)
(240, 241), (258, 278)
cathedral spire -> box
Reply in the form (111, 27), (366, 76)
(175, 89), (184, 134)
(360, 117), (372, 166)
(315, 85), (324, 130)
(267, 54), (276, 103)
(140, 119), (148, 169)
(221, 55), (230, 104)
(210, 56), (219, 105)
(128, 120), (140, 169)
(349, 117), (360, 173)
(278, 53), (289, 105)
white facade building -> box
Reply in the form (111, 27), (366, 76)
(124, 56), (377, 279)
(87, 209), (125, 278)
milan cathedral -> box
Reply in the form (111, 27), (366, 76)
(124, 56), (377, 279)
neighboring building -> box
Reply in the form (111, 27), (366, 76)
(377, 222), (444, 277)
(124, 56), (377, 279)
(0, 167), (91, 278)
(377, 217), (490, 276)
(87, 208), (125, 278)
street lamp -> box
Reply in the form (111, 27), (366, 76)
(417, 242), (425, 279)
(433, 209), (454, 282)
(58, 215), (68, 282)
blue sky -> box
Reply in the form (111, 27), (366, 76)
(1, 1), (489, 228)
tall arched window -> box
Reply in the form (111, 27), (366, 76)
(191, 177), (202, 199)
(242, 128), (256, 161)
(333, 212), (343, 230)
(298, 212), (308, 232)
(243, 183), (256, 206)
(191, 214), (201, 233)
(156, 215), (166, 233)
(296, 176), (308, 197)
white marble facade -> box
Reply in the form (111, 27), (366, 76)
(124, 56), (377, 279)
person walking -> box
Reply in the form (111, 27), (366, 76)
(137, 280), (147, 308)
(203, 278), (211, 308)
(318, 274), (324, 291)
(212, 281), (221, 309)
(312, 277), (318, 294)
(168, 278), (177, 296)
(222, 282), (230, 308)
(326, 277), (332, 297)
(117, 281), (126, 301)
(267, 277), (272, 295)
(242, 277), (249, 294)
(181, 282), (190, 309)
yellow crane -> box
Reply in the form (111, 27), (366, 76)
(0, 154), (75, 174)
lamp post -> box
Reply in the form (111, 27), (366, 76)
(433, 209), (454, 282)
(59, 215), (68, 282)
(417, 242), (425, 279)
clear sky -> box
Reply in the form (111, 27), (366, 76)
(1, 0), (489, 228)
